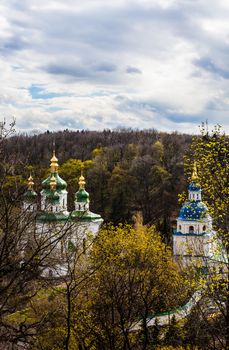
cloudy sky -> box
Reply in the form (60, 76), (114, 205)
(1, 0), (229, 134)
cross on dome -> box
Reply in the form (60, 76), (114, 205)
(28, 175), (34, 190)
(50, 151), (59, 173)
(191, 161), (198, 182)
(50, 175), (57, 191)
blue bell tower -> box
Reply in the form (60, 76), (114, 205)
(173, 162), (215, 260)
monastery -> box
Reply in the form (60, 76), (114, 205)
(22, 152), (217, 275)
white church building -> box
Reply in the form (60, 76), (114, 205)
(22, 151), (103, 277)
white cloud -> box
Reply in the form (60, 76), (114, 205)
(0, 0), (229, 133)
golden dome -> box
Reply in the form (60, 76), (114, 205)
(50, 151), (59, 173)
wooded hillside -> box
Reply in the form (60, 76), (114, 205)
(4, 128), (193, 241)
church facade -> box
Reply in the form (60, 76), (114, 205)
(22, 152), (103, 277)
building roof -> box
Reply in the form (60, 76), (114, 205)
(23, 189), (38, 201)
(36, 211), (70, 223)
(178, 200), (209, 221)
(23, 175), (37, 201)
(75, 188), (90, 202)
(24, 152), (103, 225)
(42, 172), (67, 192)
(173, 231), (211, 237)
(71, 210), (103, 222)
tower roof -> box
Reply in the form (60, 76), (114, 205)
(72, 168), (102, 222)
(178, 161), (210, 221)
(42, 173), (67, 191)
(75, 170), (90, 202)
(23, 175), (37, 201)
(75, 188), (90, 202)
(42, 152), (67, 192)
(178, 201), (209, 221)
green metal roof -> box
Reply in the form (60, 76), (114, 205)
(71, 210), (103, 222)
(42, 172), (67, 191)
(36, 210), (103, 224)
(75, 188), (90, 202)
(36, 211), (70, 223)
(23, 189), (38, 201)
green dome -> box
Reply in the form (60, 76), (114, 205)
(23, 189), (38, 202)
(42, 172), (67, 191)
(75, 188), (90, 202)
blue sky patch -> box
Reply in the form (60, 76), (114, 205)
(29, 85), (71, 100)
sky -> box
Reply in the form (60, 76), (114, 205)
(1, 0), (229, 134)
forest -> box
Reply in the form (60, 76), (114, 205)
(0, 121), (228, 349)
(4, 126), (193, 241)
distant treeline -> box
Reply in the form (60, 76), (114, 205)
(5, 128), (193, 242)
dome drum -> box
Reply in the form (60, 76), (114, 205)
(188, 181), (201, 191)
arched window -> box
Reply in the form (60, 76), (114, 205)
(203, 225), (206, 231)
(179, 225), (182, 231)
(197, 194), (199, 199)
(189, 226), (194, 233)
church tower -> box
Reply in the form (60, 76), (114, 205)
(173, 163), (215, 262)
(72, 170), (103, 235)
(37, 152), (69, 223)
(23, 175), (38, 212)
(32, 152), (103, 277)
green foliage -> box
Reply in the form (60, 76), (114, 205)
(82, 224), (187, 349)
(184, 124), (229, 247)
(14, 224), (188, 349)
